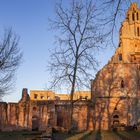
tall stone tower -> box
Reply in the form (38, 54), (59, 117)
(113, 2), (140, 63)
(91, 3), (140, 130)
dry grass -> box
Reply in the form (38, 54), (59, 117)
(1, 130), (140, 140)
(53, 130), (140, 140)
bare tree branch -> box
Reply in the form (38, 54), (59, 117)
(0, 28), (22, 99)
(48, 0), (103, 130)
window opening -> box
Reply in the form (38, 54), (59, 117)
(118, 54), (122, 61)
(137, 27), (140, 36)
(132, 13), (135, 21)
(121, 80), (124, 88)
(34, 94), (38, 99)
(40, 95), (44, 99)
(114, 107), (117, 111)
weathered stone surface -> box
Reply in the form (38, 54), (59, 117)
(91, 2), (140, 130)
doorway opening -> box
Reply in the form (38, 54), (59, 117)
(32, 116), (39, 131)
(57, 112), (63, 127)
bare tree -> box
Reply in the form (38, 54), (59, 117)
(0, 29), (22, 99)
(48, 0), (104, 130)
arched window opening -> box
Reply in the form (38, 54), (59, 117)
(132, 13), (135, 21)
(121, 80), (124, 88)
(113, 115), (119, 119)
(137, 12), (139, 20)
(137, 27), (140, 36)
(118, 54), (122, 61)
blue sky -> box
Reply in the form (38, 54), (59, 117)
(0, 0), (58, 102)
(0, 0), (130, 102)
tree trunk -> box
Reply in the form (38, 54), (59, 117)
(69, 55), (78, 130)
(69, 75), (76, 130)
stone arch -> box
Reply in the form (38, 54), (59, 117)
(113, 114), (120, 125)
(32, 116), (39, 131)
(112, 106), (120, 127)
(113, 115), (119, 119)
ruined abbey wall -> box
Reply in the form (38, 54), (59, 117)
(0, 89), (31, 131)
(0, 89), (93, 131)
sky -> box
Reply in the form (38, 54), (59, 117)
(0, 0), (133, 102)
(0, 0), (58, 102)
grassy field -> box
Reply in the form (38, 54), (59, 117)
(53, 131), (140, 140)
(0, 130), (140, 140)
(0, 131), (41, 140)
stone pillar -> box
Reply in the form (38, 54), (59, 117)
(0, 102), (8, 131)
(18, 88), (30, 130)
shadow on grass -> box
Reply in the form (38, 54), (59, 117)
(53, 131), (96, 140)
(113, 131), (131, 140)
(0, 131), (42, 140)
(79, 131), (92, 140)
(52, 131), (84, 140)
(95, 130), (102, 140)
(79, 130), (102, 140)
